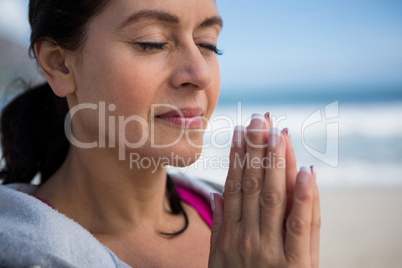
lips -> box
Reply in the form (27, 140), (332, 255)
(157, 107), (204, 118)
(155, 107), (204, 128)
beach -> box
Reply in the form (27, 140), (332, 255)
(319, 187), (402, 268)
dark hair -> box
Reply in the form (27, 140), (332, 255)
(0, 0), (188, 236)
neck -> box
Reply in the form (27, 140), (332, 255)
(35, 147), (178, 236)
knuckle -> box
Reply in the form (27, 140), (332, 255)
(311, 217), (322, 230)
(246, 139), (265, 151)
(243, 176), (261, 193)
(246, 132), (266, 149)
(296, 190), (313, 202)
(225, 178), (242, 194)
(237, 232), (255, 258)
(260, 190), (283, 209)
(287, 218), (308, 236)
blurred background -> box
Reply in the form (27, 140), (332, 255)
(0, 0), (401, 267)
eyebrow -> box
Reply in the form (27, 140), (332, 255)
(200, 16), (223, 29)
(117, 10), (223, 31)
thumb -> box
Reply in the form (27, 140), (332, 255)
(209, 193), (224, 256)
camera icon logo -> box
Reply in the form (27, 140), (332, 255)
(302, 101), (339, 167)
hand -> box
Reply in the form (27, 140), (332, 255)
(208, 113), (321, 268)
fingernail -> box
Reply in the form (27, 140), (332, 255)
(210, 192), (215, 211)
(269, 127), (281, 148)
(264, 112), (270, 123)
(249, 113), (265, 130)
(310, 165), (317, 180)
(263, 112), (270, 129)
(282, 128), (292, 145)
(233, 125), (245, 145)
(297, 167), (310, 184)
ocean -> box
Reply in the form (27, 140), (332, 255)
(169, 95), (402, 189)
(1, 85), (401, 189)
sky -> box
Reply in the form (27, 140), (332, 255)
(216, 0), (402, 91)
(0, 0), (401, 94)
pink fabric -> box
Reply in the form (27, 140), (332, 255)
(176, 186), (213, 228)
(33, 196), (55, 210)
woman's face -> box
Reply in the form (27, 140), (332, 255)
(67, 0), (221, 165)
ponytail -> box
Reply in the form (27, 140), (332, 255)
(0, 83), (69, 185)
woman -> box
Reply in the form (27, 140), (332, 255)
(0, 0), (320, 267)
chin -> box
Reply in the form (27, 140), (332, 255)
(171, 149), (203, 168)
(127, 136), (204, 169)
(146, 140), (203, 167)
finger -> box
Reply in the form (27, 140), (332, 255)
(264, 112), (271, 127)
(283, 128), (298, 218)
(260, 129), (287, 245)
(285, 167), (314, 265)
(241, 114), (268, 228)
(310, 166), (321, 268)
(223, 125), (246, 225)
(209, 193), (225, 264)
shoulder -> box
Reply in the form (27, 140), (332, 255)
(0, 184), (129, 268)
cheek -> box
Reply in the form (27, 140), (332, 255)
(205, 63), (221, 119)
(70, 49), (169, 147)
(75, 45), (168, 117)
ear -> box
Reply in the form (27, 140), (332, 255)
(34, 40), (76, 97)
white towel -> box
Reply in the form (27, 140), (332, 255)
(0, 174), (222, 267)
(0, 183), (130, 268)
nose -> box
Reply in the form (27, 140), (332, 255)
(169, 43), (213, 91)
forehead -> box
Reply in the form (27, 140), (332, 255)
(92, 0), (220, 31)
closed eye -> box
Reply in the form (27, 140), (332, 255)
(138, 42), (166, 51)
(136, 42), (222, 55)
(198, 43), (223, 55)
